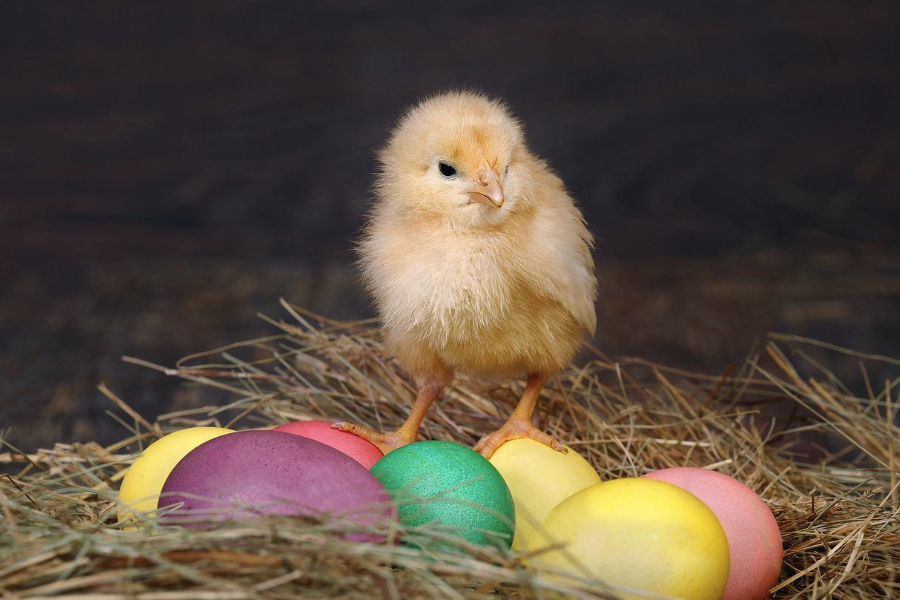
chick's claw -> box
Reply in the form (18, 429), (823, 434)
(332, 422), (414, 454)
(473, 417), (568, 459)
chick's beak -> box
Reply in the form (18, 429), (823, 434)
(466, 167), (504, 208)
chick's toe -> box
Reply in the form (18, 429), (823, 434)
(473, 415), (567, 459)
(332, 422), (415, 454)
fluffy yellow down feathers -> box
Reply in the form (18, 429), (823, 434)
(338, 91), (597, 458)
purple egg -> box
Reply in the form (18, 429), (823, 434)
(159, 430), (392, 539)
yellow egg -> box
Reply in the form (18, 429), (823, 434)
(533, 478), (730, 600)
(118, 427), (233, 523)
(489, 439), (601, 550)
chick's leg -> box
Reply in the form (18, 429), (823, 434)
(334, 384), (441, 454)
(474, 373), (566, 459)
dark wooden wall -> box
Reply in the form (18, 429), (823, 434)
(2, 0), (899, 450)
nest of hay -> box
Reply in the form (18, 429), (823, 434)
(2, 300), (898, 599)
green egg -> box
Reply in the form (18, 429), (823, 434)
(371, 441), (515, 551)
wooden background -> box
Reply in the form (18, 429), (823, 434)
(2, 0), (899, 450)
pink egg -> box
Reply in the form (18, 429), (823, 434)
(643, 467), (782, 600)
(159, 430), (391, 540)
(274, 420), (383, 469)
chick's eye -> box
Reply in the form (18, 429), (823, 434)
(438, 162), (457, 178)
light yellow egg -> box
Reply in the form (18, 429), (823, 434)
(117, 427), (233, 523)
(533, 478), (730, 600)
(489, 439), (601, 550)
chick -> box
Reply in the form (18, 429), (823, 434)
(335, 91), (597, 458)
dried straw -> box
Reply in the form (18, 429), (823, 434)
(2, 300), (898, 599)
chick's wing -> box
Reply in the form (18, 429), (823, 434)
(524, 178), (597, 336)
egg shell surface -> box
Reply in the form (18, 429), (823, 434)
(489, 438), (600, 550)
(536, 478), (730, 600)
(371, 440), (515, 550)
(159, 430), (391, 538)
(643, 467), (783, 600)
(118, 426), (233, 523)
(274, 420), (383, 468)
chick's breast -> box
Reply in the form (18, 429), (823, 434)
(360, 185), (594, 379)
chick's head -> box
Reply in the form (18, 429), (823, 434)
(377, 91), (531, 228)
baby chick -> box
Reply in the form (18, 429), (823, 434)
(336, 91), (597, 458)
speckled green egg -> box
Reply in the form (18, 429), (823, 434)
(371, 441), (515, 550)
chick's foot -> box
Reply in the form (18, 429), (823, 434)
(473, 415), (567, 459)
(332, 422), (415, 454)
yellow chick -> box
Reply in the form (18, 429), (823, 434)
(335, 91), (597, 458)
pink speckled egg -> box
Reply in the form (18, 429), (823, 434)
(643, 467), (783, 600)
(159, 430), (391, 539)
(273, 421), (383, 469)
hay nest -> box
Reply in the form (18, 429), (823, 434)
(2, 300), (898, 599)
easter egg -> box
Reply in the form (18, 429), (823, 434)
(371, 441), (515, 550)
(118, 426), (233, 523)
(158, 430), (391, 537)
(643, 467), (783, 600)
(535, 478), (730, 600)
(273, 420), (383, 468)
(489, 439), (600, 550)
